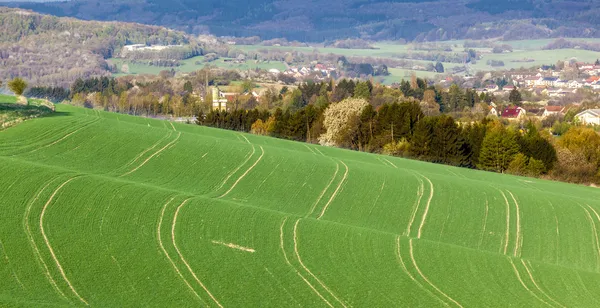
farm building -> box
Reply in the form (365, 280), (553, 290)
(575, 109), (600, 125)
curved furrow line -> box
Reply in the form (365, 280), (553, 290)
(118, 131), (173, 171)
(508, 258), (553, 307)
(416, 174), (434, 239)
(521, 260), (566, 308)
(23, 177), (68, 301)
(214, 143), (256, 192)
(405, 175), (424, 237)
(316, 160), (348, 220)
(217, 145), (265, 199)
(39, 177), (89, 306)
(394, 237), (448, 307)
(506, 191), (522, 258)
(312, 146), (326, 157)
(169, 121), (176, 131)
(408, 239), (462, 307)
(303, 144), (318, 155)
(477, 198), (489, 249)
(499, 190), (511, 256)
(279, 218), (333, 308)
(17, 117), (101, 156)
(292, 219), (347, 308)
(307, 161), (340, 217)
(120, 132), (181, 177)
(382, 157), (398, 169)
(171, 199), (223, 308)
(580, 205), (600, 266)
(156, 197), (207, 305)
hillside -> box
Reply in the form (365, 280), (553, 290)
(0, 7), (194, 87)
(2, 98), (600, 306)
(7, 0), (600, 41)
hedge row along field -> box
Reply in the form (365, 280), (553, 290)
(2, 102), (600, 306)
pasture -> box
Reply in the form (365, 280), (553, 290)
(2, 99), (600, 306)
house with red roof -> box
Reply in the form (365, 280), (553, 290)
(501, 106), (526, 120)
(542, 106), (564, 118)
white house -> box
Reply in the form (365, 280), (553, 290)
(576, 109), (600, 125)
(542, 106), (563, 118)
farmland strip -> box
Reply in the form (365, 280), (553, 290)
(417, 174), (434, 239)
(507, 191), (522, 258)
(405, 175), (424, 237)
(39, 177), (89, 306)
(279, 218), (333, 307)
(217, 145), (265, 198)
(307, 161), (339, 217)
(172, 198), (223, 308)
(409, 239), (462, 307)
(156, 197), (207, 305)
(120, 132), (181, 177)
(120, 131), (173, 170)
(316, 160), (348, 220)
(521, 260), (566, 308)
(21, 117), (100, 155)
(499, 190), (511, 256)
(508, 258), (553, 307)
(394, 237), (447, 306)
(293, 219), (347, 308)
(23, 178), (68, 301)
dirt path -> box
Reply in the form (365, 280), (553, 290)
(279, 218), (333, 307)
(508, 257), (552, 306)
(507, 191), (522, 258)
(521, 260), (566, 308)
(156, 197), (206, 304)
(23, 178), (68, 301)
(394, 237), (446, 306)
(417, 175), (434, 239)
(293, 219), (347, 307)
(171, 198), (223, 308)
(120, 132), (181, 177)
(307, 161), (339, 217)
(317, 160), (348, 220)
(39, 177), (89, 306)
(409, 239), (462, 307)
(218, 146), (265, 199)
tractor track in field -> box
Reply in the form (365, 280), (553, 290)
(217, 145), (265, 199)
(508, 257), (553, 307)
(405, 175), (424, 237)
(499, 190), (511, 256)
(417, 174), (434, 239)
(39, 177), (89, 306)
(279, 218), (334, 308)
(580, 204), (600, 266)
(394, 237), (446, 306)
(507, 191), (522, 258)
(0, 238), (25, 290)
(382, 157), (397, 169)
(214, 142), (256, 192)
(292, 219), (347, 308)
(408, 239), (462, 307)
(157, 197), (207, 305)
(478, 198), (489, 249)
(120, 132), (181, 177)
(307, 161), (340, 217)
(118, 131), (173, 171)
(303, 144), (318, 155)
(23, 177), (69, 302)
(171, 198), (223, 308)
(521, 260), (566, 308)
(316, 160), (348, 220)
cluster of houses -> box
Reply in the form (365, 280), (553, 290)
(272, 64), (337, 81)
(487, 102), (600, 126)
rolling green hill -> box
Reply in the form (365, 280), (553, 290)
(2, 97), (600, 306)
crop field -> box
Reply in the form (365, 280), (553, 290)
(2, 97), (600, 306)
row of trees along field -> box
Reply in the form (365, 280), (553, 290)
(13, 73), (600, 185)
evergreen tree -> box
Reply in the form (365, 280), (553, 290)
(354, 81), (371, 100)
(509, 88), (522, 105)
(435, 62), (444, 73)
(183, 81), (193, 93)
(478, 125), (520, 173)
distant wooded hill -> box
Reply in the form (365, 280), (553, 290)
(5, 0), (600, 41)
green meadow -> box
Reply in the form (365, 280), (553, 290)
(2, 96), (600, 306)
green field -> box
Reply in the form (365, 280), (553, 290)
(2, 96), (600, 306)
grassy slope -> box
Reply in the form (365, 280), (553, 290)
(2, 98), (600, 306)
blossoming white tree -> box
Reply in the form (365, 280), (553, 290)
(319, 98), (369, 147)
